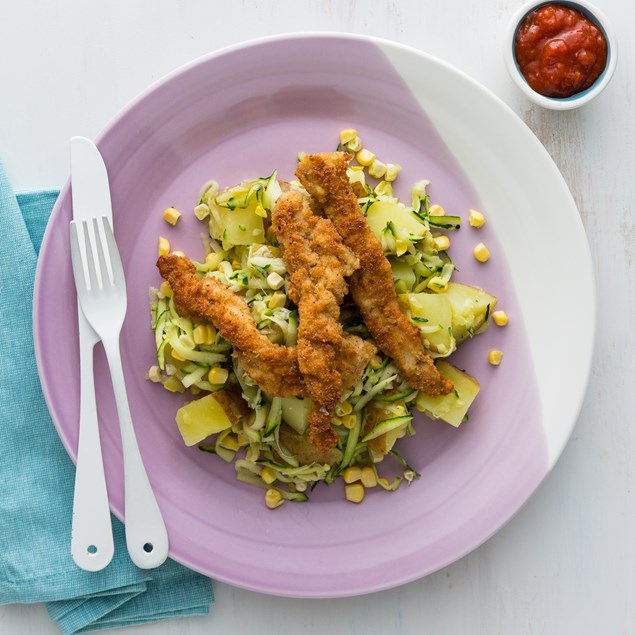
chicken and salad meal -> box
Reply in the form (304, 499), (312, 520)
(147, 130), (506, 508)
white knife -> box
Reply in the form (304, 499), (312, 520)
(70, 136), (115, 571)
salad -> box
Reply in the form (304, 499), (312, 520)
(148, 129), (502, 508)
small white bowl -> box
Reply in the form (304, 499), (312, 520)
(505, 0), (617, 110)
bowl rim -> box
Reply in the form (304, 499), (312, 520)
(504, 0), (618, 110)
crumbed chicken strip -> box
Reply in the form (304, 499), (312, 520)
(272, 189), (361, 451)
(158, 254), (374, 401)
(157, 254), (305, 397)
(296, 152), (453, 397)
(340, 335), (376, 389)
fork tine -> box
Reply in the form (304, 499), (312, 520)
(69, 221), (88, 292)
(83, 220), (100, 291)
(102, 217), (125, 287)
(93, 217), (110, 287)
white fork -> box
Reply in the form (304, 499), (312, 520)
(70, 216), (169, 569)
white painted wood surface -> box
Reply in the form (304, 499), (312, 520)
(1, 0), (633, 633)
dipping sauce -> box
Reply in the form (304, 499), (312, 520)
(514, 3), (608, 98)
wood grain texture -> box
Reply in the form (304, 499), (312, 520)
(1, 0), (634, 633)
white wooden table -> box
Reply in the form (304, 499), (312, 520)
(2, 1), (633, 633)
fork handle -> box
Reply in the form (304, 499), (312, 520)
(71, 309), (114, 571)
(101, 335), (169, 569)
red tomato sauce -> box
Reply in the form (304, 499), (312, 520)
(514, 3), (608, 98)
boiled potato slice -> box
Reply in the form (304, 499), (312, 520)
(445, 282), (497, 343)
(176, 390), (239, 446)
(366, 201), (427, 242)
(415, 360), (480, 427)
(220, 205), (265, 248)
(399, 293), (456, 358)
(207, 182), (265, 249)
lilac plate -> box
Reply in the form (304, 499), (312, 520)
(33, 34), (594, 597)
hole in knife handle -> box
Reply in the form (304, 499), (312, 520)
(87, 544), (98, 555)
(143, 543), (154, 553)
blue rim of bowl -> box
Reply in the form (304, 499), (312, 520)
(506, 0), (617, 109)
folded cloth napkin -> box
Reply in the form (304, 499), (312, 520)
(0, 162), (214, 634)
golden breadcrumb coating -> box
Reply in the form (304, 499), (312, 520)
(296, 152), (453, 397)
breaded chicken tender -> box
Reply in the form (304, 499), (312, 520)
(272, 189), (366, 451)
(296, 152), (453, 397)
(157, 254), (305, 397)
(157, 254), (375, 407)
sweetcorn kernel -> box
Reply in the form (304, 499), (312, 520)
(163, 207), (181, 226)
(343, 467), (362, 483)
(340, 128), (358, 145)
(159, 280), (173, 297)
(360, 467), (378, 488)
(468, 208), (486, 228)
(370, 355), (383, 370)
(492, 310), (509, 327)
(356, 149), (376, 166)
(429, 204), (445, 216)
(158, 236), (170, 256)
(267, 272), (285, 290)
(265, 488), (284, 509)
(345, 483), (365, 503)
(208, 367), (229, 385)
(194, 203), (210, 220)
(254, 204), (267, 218)
(473, 242), (490, 262)
(384, 163), (401, 182)
(342, 414), (357, 429)
(433, 235), (450, 251)
(268, 291), (287, 309)
(347, 136), (362, 152)
(193, 324), (216, 345)
(261, 466), (277, 485)
(488, 349), (503, 366)
(171, 251), (185, 258)
(170, 348), (186, 362)
(335, 401), (353, 416)
(368, 159), (387, 179)
(205, 252), (222, 269)
(428, 276), (448, 293)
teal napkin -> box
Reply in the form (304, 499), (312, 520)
(0, 162), (214, 634)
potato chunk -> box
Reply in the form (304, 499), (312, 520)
(175, 387), (247, 446)
(444, 282), (497, 343)
(415, 360), (480, 427)
(398, 293), (456, 358)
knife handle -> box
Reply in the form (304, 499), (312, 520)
(71, 307), (115, 571)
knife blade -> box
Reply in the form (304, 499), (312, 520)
(70, 136), (115, 571)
